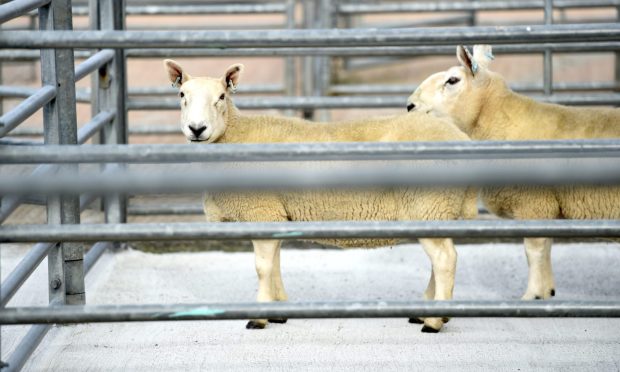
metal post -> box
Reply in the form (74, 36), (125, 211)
(316, 0), (333, 121)
(39, 0), (85, 306)
(616, 6), (620, 104)
(301, 0), (315, 119)
(98, 0), (128, 225)
(543, 0), (553, 96)
(284, 0), (296, 116)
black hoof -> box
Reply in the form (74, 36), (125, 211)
(534, 296), (542, 300)
(550, 289), (556, 297)
(268, 318), (288, 324)
(421, 325), (440, 333)
(408, 317), (424, 324)
(245, 321), (266, 330)
(442, 317), (450, 324)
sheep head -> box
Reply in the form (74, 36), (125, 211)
(163, 59), (244, 143)
(406, 45), (495, 135)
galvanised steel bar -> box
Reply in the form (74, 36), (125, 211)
(0, 49), (91, 61)
(124, 42), (620, 57)
(1, 24), (619, 49)
(69, 3), (288, 16)
(0, 85), (91, 103)
(0, 86), (56, 137)
(127, 204), (204, 216)
(128, 84), (284, 96)
(0, 111), (115, 224)
(329, 82), (620, 95)
(0, 194), (98, 308)
(337, 0), (620, 14)
(126, 93), (620, 110)
(1, 42), (617, 60)
(3, 241), (111, 372)
(98, 0), (128, 225)
(1, 300), (620, 325)
(2, 140), (620, 164)
(1, 220), (619, 243)
(0, 138), (42, 145)
(73, 49), (114, 82)
(0, 158), (619, 194)
(0, 0), (50, 24)
(543, 0), (554, 97)
(39, 0), (84, 307)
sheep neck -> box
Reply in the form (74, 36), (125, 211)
(218, 101), (341, 144)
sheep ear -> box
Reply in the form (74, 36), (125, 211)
(164, 59), (191, 88)
(472, 44), (494, 70)
(223, 63), (244, 93)
(456, 45), (477, 76)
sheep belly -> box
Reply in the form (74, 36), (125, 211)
(204, 188), (465, 249)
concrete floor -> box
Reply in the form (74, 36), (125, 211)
(2, 241), (620, 371)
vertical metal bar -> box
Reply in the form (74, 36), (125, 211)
(468, 0), (477, 26)
(40, 0), (85, 306)
(284, 0), (296, 116)
(98, 0), (127, 225)
(319, 0), (332, 111)
(301, 0), (315, 119)
(616, 6), (620, 103)
(543, 0), (553, 96)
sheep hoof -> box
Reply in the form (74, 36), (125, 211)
(534, 296), (542, 300)
(268, 318), (288, 324)
(246, 321), (266, 330)
(442, 317), (450, 324)
(550, 289), (556, 297)
(421, 325), (440, 333)
(408, 317), (424, 324)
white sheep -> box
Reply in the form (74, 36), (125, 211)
(164, 59), (478, 332)
(407, 45), (620, 301)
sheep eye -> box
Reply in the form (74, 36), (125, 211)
(179, 92), (185, 98)
(446, 77), (460, 85)
(219, 93), (225, 100)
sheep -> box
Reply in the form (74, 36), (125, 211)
(163, 59), (478, 332)
(407, 45), (620, 301)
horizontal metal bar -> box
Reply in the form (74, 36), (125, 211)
(330, 82), (620, 95)
(0, 85), (90, 103)
(73, 49), (114, 82)
(0, 49), (91, 61)
(0, 194), (98, 307)
(0, 85), (56, 137)
(69, 3), (288, 16)
(128, 84), (284, 96)
(127, 204), (204, 216)
(0, 138), (43, 146)
(338, 0), (620, 14)
(2, 300), (620, 325)
(1, 24), (618, 49)
(2, 241), (110, 372)
(0, 158), (619, 194)
(125, 42), (620, 57)
(0, 0), (50, 24)
(2, 220), (619, 243)
(2, 140), (620, 164)
(127, 93), (620, 110)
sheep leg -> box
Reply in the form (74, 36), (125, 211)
(408, 267), (435, 325)
(419, 238), (457, 333)
(247, 239), (280, 329)
(522, 238), (555, 300)
(268, 241), (289, 324)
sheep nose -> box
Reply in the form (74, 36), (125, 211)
(189, 125), (207, 137)
(407, 103), (416, 112)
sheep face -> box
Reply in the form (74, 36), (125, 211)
(407, 45), (494, 135)
(163, 60), (244, 143)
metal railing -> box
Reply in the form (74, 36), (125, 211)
(1, 1), (619, 371)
